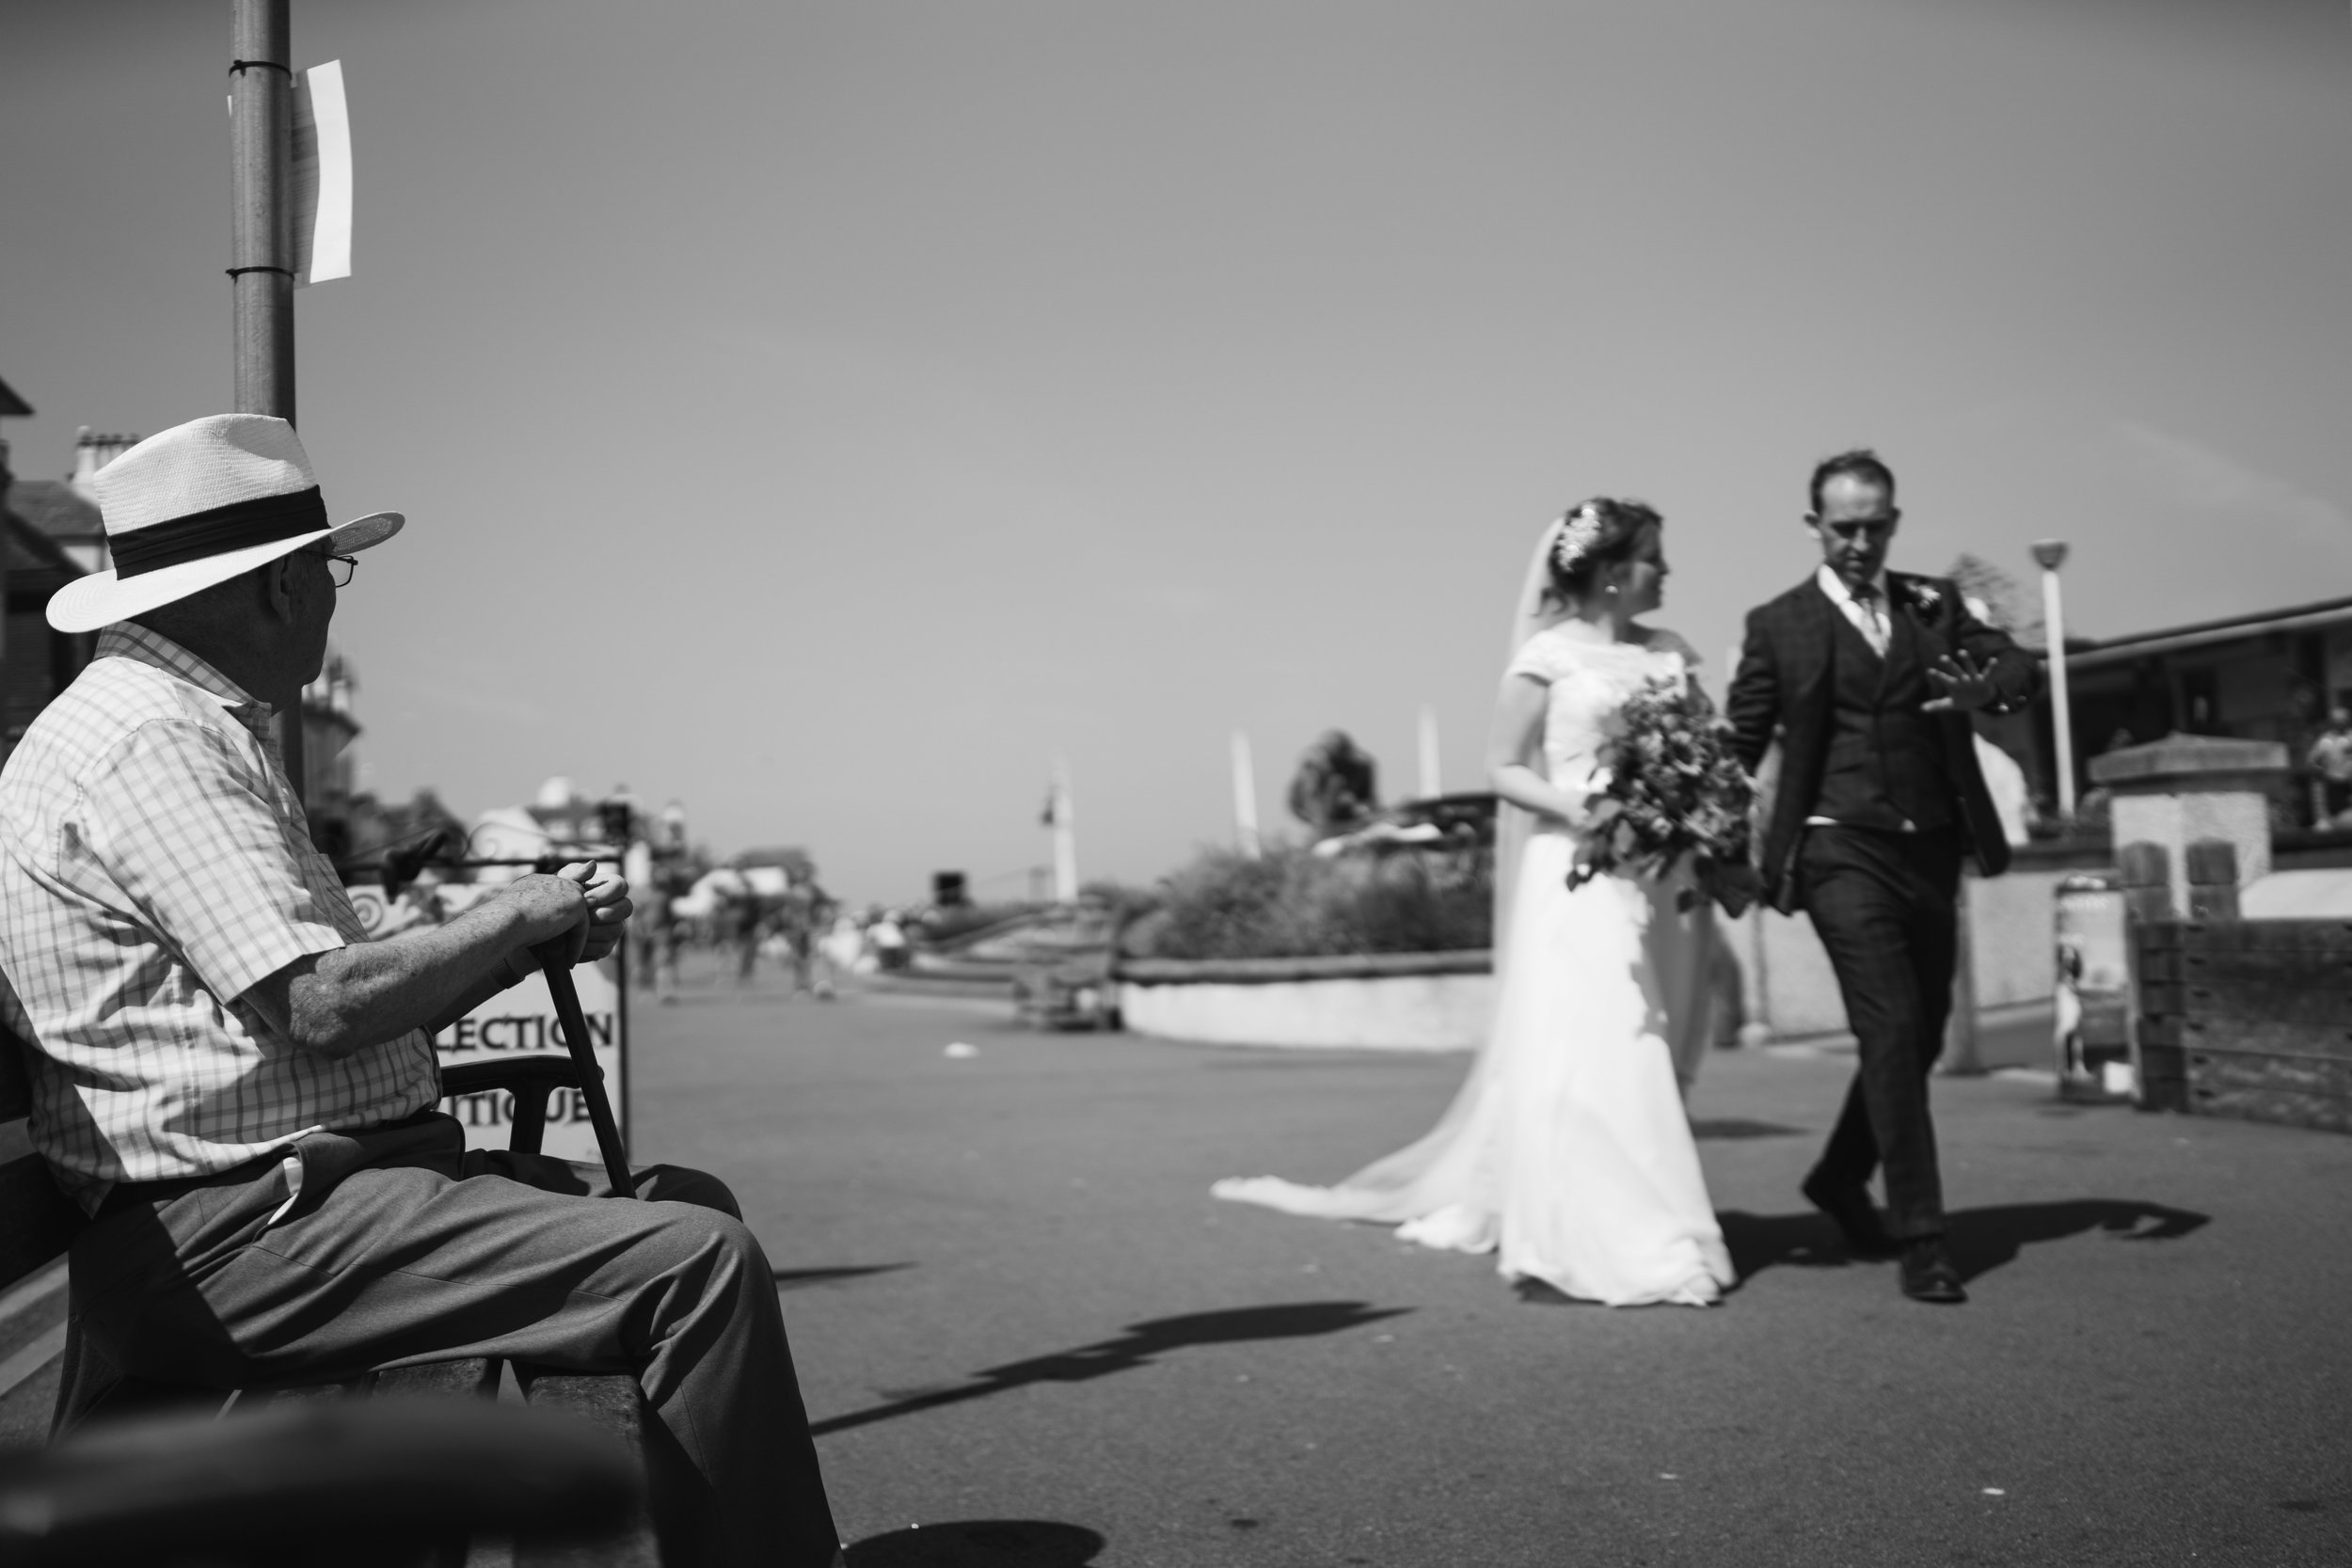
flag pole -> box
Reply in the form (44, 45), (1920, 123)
(1051, 757), (1079, 903)
(230, 0), (306, 808)
(1231, 732), (1261, 858)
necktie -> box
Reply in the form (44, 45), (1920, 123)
(1851, 584), (1889, 657)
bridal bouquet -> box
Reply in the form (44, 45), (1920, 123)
(1566, 677), (1759, 915)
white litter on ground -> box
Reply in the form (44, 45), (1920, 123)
(944, 1041), (979, 1059)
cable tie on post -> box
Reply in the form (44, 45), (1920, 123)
(228, 59), (294, 76)
(225, 266), (295, 279)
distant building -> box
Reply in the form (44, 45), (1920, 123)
(340, 785), (469, 868)
(732, 846), (815, 881)
(8, 429), (142, 575)
(25, 430), (136, 574)
(465, 779), (613, 885)
(300, 650), (365, 857)
(0, 406), (102, 756)
(3, 515), (93, 747)
(2031, 594), (2352, 829)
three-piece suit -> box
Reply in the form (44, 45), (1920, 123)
(1727, 567), (2039, 1238)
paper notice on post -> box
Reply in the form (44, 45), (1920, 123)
(291, 60), (352, 286)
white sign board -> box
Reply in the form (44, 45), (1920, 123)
(433, 953), (627, 1164)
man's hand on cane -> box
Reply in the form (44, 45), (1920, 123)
(506, 864), (633, 970)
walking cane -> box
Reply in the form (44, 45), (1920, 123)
(531, 938), (637, 1199)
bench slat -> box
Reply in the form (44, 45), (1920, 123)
(254, 1379), (368, 1405)
(515, 1369), (660, 1568)
(373, 1358), (501, 1401)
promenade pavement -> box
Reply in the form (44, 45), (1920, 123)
(3, 974), (2344, 1565)
(649, 976), (2349, 1567)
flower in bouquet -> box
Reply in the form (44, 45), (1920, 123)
(1566, 676), (1759, 913)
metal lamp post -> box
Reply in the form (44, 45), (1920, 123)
(2032, 540), (2076, 819)
(229, 0), (309, 807)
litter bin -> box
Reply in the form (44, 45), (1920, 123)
(2053, 872), (2132, 1102)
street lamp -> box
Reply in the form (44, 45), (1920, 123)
(2031, 540), (2076, 818)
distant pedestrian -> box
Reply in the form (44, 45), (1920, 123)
(820, 911), (865, 981)
(867, 908), (909, 972)
(776, 870), (836, 997)
(641, 871), (684, 1004)
(730, 890), (765, 985)
(658, 884), (687, 1002)
(2309, 706), (2352, 823)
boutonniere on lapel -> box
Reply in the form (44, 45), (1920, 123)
(1903, 580), (1943, 616)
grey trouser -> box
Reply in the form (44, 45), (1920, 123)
(61, 1111), (841, 1567)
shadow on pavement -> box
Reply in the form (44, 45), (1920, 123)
(1690, 1117), (1806, 1140)
(848, 1519), (1104, 1565)
(773, 1264), (914, 1291)
(1716, 1209), (1852, 1276)
(1720, 1199), (2210, 1283)
(811, 1301), (1410, 1437)
(1946, 1198), (2207, 1281)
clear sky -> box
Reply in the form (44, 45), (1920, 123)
(6, 0), (2347, 901)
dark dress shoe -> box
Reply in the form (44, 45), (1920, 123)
(1801, 1172), (1899, 1259)
(1899, 1239), (1967, 1304)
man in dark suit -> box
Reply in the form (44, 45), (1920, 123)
(1727, 450), (2039, 1305)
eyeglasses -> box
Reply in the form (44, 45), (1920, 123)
(1822, 515), (1899, 543)
(325, 554), (358, 587)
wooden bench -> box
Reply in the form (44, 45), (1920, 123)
(0, 1030), (660, 1566)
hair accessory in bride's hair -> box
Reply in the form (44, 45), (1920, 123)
(1553, 503), (1605, 574)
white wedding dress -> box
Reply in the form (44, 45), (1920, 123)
(1214, 623), (1737, 1307)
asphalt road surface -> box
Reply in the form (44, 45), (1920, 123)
(634, 978), (2350, 1568)
(3, 977), (2341, 1566)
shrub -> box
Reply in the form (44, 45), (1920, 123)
(1125, 844), (1490, 960)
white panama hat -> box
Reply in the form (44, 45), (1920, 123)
(46, 413), (404, 635)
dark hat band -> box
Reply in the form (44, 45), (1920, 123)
(111, 487), (330, 578)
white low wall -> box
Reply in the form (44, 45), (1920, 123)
(1118, 953), (1491, 1051)
(2243, 869), (2352, 918)
(1715, 846), (2109, 1042)
(1123, 846), (2116, 1052)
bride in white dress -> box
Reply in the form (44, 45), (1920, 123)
(1214, 499), (1737, 1307)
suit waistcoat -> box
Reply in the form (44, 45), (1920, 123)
(1813, 600), (1955, 832)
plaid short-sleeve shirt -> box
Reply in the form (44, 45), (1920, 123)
(0, 625), (438, 1212)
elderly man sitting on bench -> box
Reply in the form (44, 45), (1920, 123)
(0, 415), (841, 1568)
